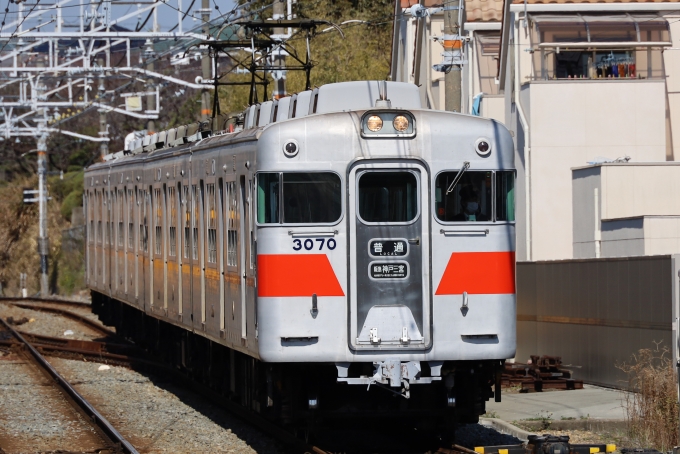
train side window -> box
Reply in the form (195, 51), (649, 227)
(226, 181), (237, 267)
(283, 173), (341, 224)
(358, 172), (417, 223)
(435, 171), (492, 222)
(192, 184), (199, 261)
(89, 192), (94, 244)
(183, 185), (191, 259)
(128, 189), (134, 250)
(154, 187), (162, 255)
(206, 183), (217, 264)
(118, 189), (124, 247)
(257, 173), (280, 224)
(495, 171), (516, 222)
(168, 186), (177, 257)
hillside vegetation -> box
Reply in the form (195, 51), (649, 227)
(218, 0), (394, 113)
(0, 0), (394, 295)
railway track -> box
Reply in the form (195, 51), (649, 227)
(0, 316), (137, 454)
(0, 297), (330, 454)
(4, 298), (575, 454)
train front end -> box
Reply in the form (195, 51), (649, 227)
(254, 83), (516, 423)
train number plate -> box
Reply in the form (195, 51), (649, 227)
(369, 239), (407, 257)
(369, 262), (408, 279)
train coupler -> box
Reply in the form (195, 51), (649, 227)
(336, 360), (442, 398)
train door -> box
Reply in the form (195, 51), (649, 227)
(191, 182), (205, 329)
(117, 188), (125, 297)
(239, 175), (247, 339)
(106, 189), (113, 293)
(348, 162), (431, 350)
(223, 180), (238, 338)
(126, 187), (134, 298)
(181, 181), (192, 319)
(142, 188), (151, 308)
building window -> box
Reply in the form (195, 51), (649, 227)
(476, 33), (501, 95)
(530, 14), (669, 80)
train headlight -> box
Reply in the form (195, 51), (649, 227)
(366, 115), (383, 132)
(393, 115), (409, 132)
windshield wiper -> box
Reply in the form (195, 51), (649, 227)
(446, 161), (470, 195)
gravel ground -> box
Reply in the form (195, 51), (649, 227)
(49, 357), (281, 453)
(0, 302), (106, 341)
(0, 348), (106, 453)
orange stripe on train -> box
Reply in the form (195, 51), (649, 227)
(258, 254), (345, 297)
(435, 252), (515, 295)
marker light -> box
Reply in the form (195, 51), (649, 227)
(366, 115), (383, 132)
(393, 115), (409, 132)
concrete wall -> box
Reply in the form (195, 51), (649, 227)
(517, 256), (675, 388)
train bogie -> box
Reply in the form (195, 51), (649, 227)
(86, 80), (516, 425)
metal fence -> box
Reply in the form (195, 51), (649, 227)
(516, 255), (679, 388)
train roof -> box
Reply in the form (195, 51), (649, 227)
(108, 81), (420, 160)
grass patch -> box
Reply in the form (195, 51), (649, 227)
(618, 343), (678, 451)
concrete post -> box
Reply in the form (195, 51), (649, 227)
(36, 57), (49, 296)
(444, 0), (461, 112)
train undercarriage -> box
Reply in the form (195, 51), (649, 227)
(91, 291), (502, 438)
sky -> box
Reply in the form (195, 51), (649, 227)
(0, 0), (240, 36)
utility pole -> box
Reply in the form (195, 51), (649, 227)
(272, 0), (287, 99)
(36, 58), (49, 296)
(444, 0), (461, 112)
(201, 0), (211, 120)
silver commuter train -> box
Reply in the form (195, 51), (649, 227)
(85, 80), (516, 429)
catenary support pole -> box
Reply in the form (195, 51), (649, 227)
(444, 0), (461, 112)
(272, 0), (286, 100)
(201, 0), (212, 119)
(36, 57), (49, 296)
(98, 58), (108, 158)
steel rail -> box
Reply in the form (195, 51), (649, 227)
(0, 296), (92, 308)
(0, 317), (139, 454)
(8, 302), (117, 337)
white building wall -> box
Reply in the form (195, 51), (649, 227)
(528, 81), (666, 260)
(664, 15), (680, 161)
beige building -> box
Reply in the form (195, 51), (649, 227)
(392, 0), (680, 262)
(573, 163), (680, 258)
(390, 0), (505, 120)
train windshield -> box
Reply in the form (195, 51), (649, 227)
(435, 170), (515, 222)
(257, 172), (342, 224)
(358, 171), (418, 223)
